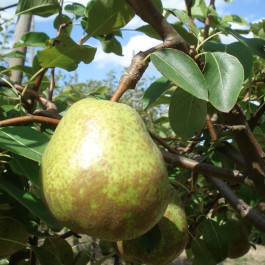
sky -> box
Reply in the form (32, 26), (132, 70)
(0, 0), (264, 84)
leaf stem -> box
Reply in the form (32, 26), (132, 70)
(196, 31), (222, 52)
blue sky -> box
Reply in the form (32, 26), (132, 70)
(1, 0), (264, 84)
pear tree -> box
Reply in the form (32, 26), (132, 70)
(0, 0), (265, 264)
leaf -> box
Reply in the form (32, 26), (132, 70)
(96, 34), (122, 56)
(226, 27), (265, 59)
(13, 32), (50, 48)
(2, 51), (25, 58)
(53, 15), (72, 36)
(222, 15), (248, 25)
(169, 88), (207, 141)
(73, 250), (91, 265)
(143, 76), (174, 109)
(203, 219), (229, 263)
(43, 238), (73, 265)
(191, 0), (208, 21)
(204, 52), (244, 112)
(16, 0), (59, 17)
(150, 48), (207, 100)
(37, 34), (96, 71)
(152, 0), (163, 13)
(165, 8), (199, 36)
(203, 41), (253, 80)
(31, 246), (62, 265)
(133, 224), (161, 253)
(82, 0), (135, 37)
(64, 3), (85, 18)
(0, 126), (49, 163)
(192, 239), (216, 265)
(10, 154), (40, 187)
(0, 180), (62, 231)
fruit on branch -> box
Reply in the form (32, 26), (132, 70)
(0, 216), (29, 259)
(222, 219), (251, 259)
(40, 98), (170, 241)
(114, 186), (188, 265)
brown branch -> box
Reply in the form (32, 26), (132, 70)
(49, 68), (55, 101)
(0, 115), (60, 127)
(214, 124), (246, 131)
(204, 0), (215, 40)
(206, 113), (218, 142)
(223, 104), (265, 199)
(149, 131), (180, 155)
(210, 177), (265, 233)
(185, 0), (197, 31)
(248, 101), (265, 131)
(162, 151), (255, 189)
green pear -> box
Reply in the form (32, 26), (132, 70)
(222, 219), (250, 259)
(114, 186), (188, 265)
(0, 216), (29, 259)
(40, 98), (170, 241)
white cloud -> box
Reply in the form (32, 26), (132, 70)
(94, 35), (161, 68)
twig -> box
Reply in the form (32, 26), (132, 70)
(206, 113), (218, 142)
(214, 124), (246, 131)
(248, 101), (265, 130)
(210, 177), (265, 233)
(0, 115), (60, 127)
(183, 131), (203, 153)
(161, 151), (255, 189)
(60, 231), (81, 239)
(185, 0), (198, 30)
(149, 131), (180, 155)
(204, 0), (215, 40)
(49, 68), (55, 101)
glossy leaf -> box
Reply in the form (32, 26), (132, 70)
(150, 48), (208, 100)
(31, 246), (62, 265)
(37, 34), (96, 71)
(0, 180), (62, 231)
(203, 219), (229, 263)
(10, 154), (40, 187)
(96, 35), (122, 56)
(143, 76), (174, 109)
(203, 41), (253, 80)
(191, 0), (208, 21)
(16, 0), (59, 17)
(2, 51), (25, 58)
(192, 239), (216, 265)
(13, 32), (50, 48)
(64, 2), (85, 18)
(82, 0), (135, 37)
(226, 27), (265, 59)
(165, 8), (199, 36)
(222, 15), (248, 25)
(169, 88), (207, 141)
(204, 52), (244, 112)
(43, 238), (73, 265)
(0, 126), (49, 163)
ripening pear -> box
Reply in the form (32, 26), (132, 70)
(40, 98), (170, 241)
(222, 219), (251, 259)
(0, 216), (29, 259)
(114, 186), (189, 265)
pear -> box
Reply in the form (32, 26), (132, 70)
(40, 98), (170, 241)
(114, 186), (188, 265)
(0, 216), (29, 259)
(222, 219), (251, 259)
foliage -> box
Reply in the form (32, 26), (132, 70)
(0, 0), (265, 265)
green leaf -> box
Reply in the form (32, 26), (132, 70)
(222, 15), (248, 25)
(204, 52), (244, 112)
(192, 239), (216, 265)
(143, 76), (174, 109)
(73, 251), (91, 265)
(10, 154), (40, 187)
(226, 27), (265, 59)
(82, 0), (135, 37)
(150, 48), (207, 100)
(43, 238), (73, 265)
(0, 126), (49, 163)
(96, 34), (122, 56)
(13, 32), (50, 48)
(37, 34), (97, 71)
(64, 2), (85, 18)
(31, 246), (62, 265)
(191, 0), (208, 21)
(152, 0), (163, 13)
(2, 51), (25, 58)
(53, 15), (72, 36)
(133, 224), (161, 253)
(203, 219), (229, 263)
(165, 8), (199, 36)
(203, 41), (253, 80)
(0, 180), (62, 231)
(16, 0), (59, 17)
(169, 88), (207, 141)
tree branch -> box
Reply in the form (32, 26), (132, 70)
(204, 0), (215, 40)
(210, 177), (265, 233)
(161, 151), (256, 189)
